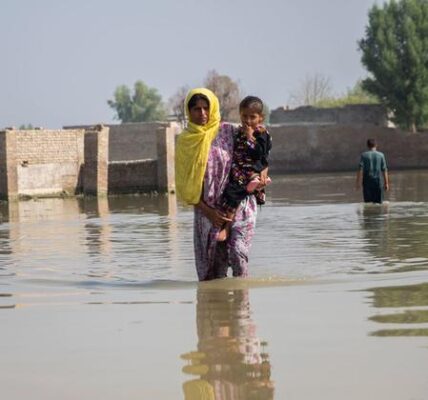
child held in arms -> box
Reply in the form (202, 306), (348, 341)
(218, 95), (272, 241)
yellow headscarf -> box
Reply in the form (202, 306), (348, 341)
(175, 88), (221, 204)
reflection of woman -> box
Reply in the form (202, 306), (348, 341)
(175, 88), (258, 281)
(181, 288), (274, 399)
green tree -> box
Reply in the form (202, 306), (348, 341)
(358, 0), (428, 132)
(315, 80), (379, 108)
(107, 80), (166, 123)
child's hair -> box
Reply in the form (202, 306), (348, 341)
(367, 138), (377, 148)
(239, 96), (264, 114)
(188, 93), (210, 111)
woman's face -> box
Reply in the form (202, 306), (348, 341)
(189, 99), (210, 126)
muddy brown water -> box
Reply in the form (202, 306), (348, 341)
(1, 170), (427, 399)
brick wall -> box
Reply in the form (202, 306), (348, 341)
(15, 130), (83, 164)
(0, 129), (84, 198)
(1, 123), (178, 199)
(65, 122), (180, 162)
(65, 122), (177, 194)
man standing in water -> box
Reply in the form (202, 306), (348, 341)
(356, 138), (389, 204)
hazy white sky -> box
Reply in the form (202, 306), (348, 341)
(1, 0), (378, 128)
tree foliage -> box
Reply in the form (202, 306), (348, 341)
(203, 70), (241, 122)
(107, 80), (166, 123)
(359, 0), (428, 132)
(315, 80), (379, 108)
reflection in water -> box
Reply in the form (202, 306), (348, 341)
(370, 310), (428, 324)
(105, 193), (177, 217)
(80, 194), (182, 277)
(0, 194), (183, 287)
(388, 170), (428, 202)
(359, 203), (428, 273)
(367, 282), (428, 337)
(81, 197), (112, 260)
(370, 328), (428, 337)
(0, 201), (19, 224)
(360, 204), (390, 254)
(0, 224), (12, 257)
(367, 282), (428, 308)
(181, 288), (274, 400)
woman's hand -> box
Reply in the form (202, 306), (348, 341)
(206, 207), (232, 228)
(259, 168), (269, 186)
(195, 201), (232, 228)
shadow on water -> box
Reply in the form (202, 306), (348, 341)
(180, 286), (274, 400)
(366, 282), (428, 337)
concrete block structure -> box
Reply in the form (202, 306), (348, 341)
(2, 119), (427, 201)
(0, 122), (178, 200)
(266, 103), (428, 173)
(156, 124), (176, 193)
(0, 129), (19, 200)
(0, 128), (84, 200)
(268, 125), (428, 173)
(83, 125), (109, 196)
(66, 122), (178, 195)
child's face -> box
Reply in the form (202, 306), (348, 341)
(240, 107), (264, 129)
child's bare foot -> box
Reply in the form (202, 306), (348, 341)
(217, 228), (228, 242)
(217, 220), (232, 241)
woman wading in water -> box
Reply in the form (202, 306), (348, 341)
(175, 88), (260, 280)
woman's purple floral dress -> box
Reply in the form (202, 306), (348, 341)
(194, 123), (258, 281)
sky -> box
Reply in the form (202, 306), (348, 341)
(1, 0), (379, 128)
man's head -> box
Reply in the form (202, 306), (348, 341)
(367, 138), (377, 149)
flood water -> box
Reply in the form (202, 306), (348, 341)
(1, 170), (428, 399)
